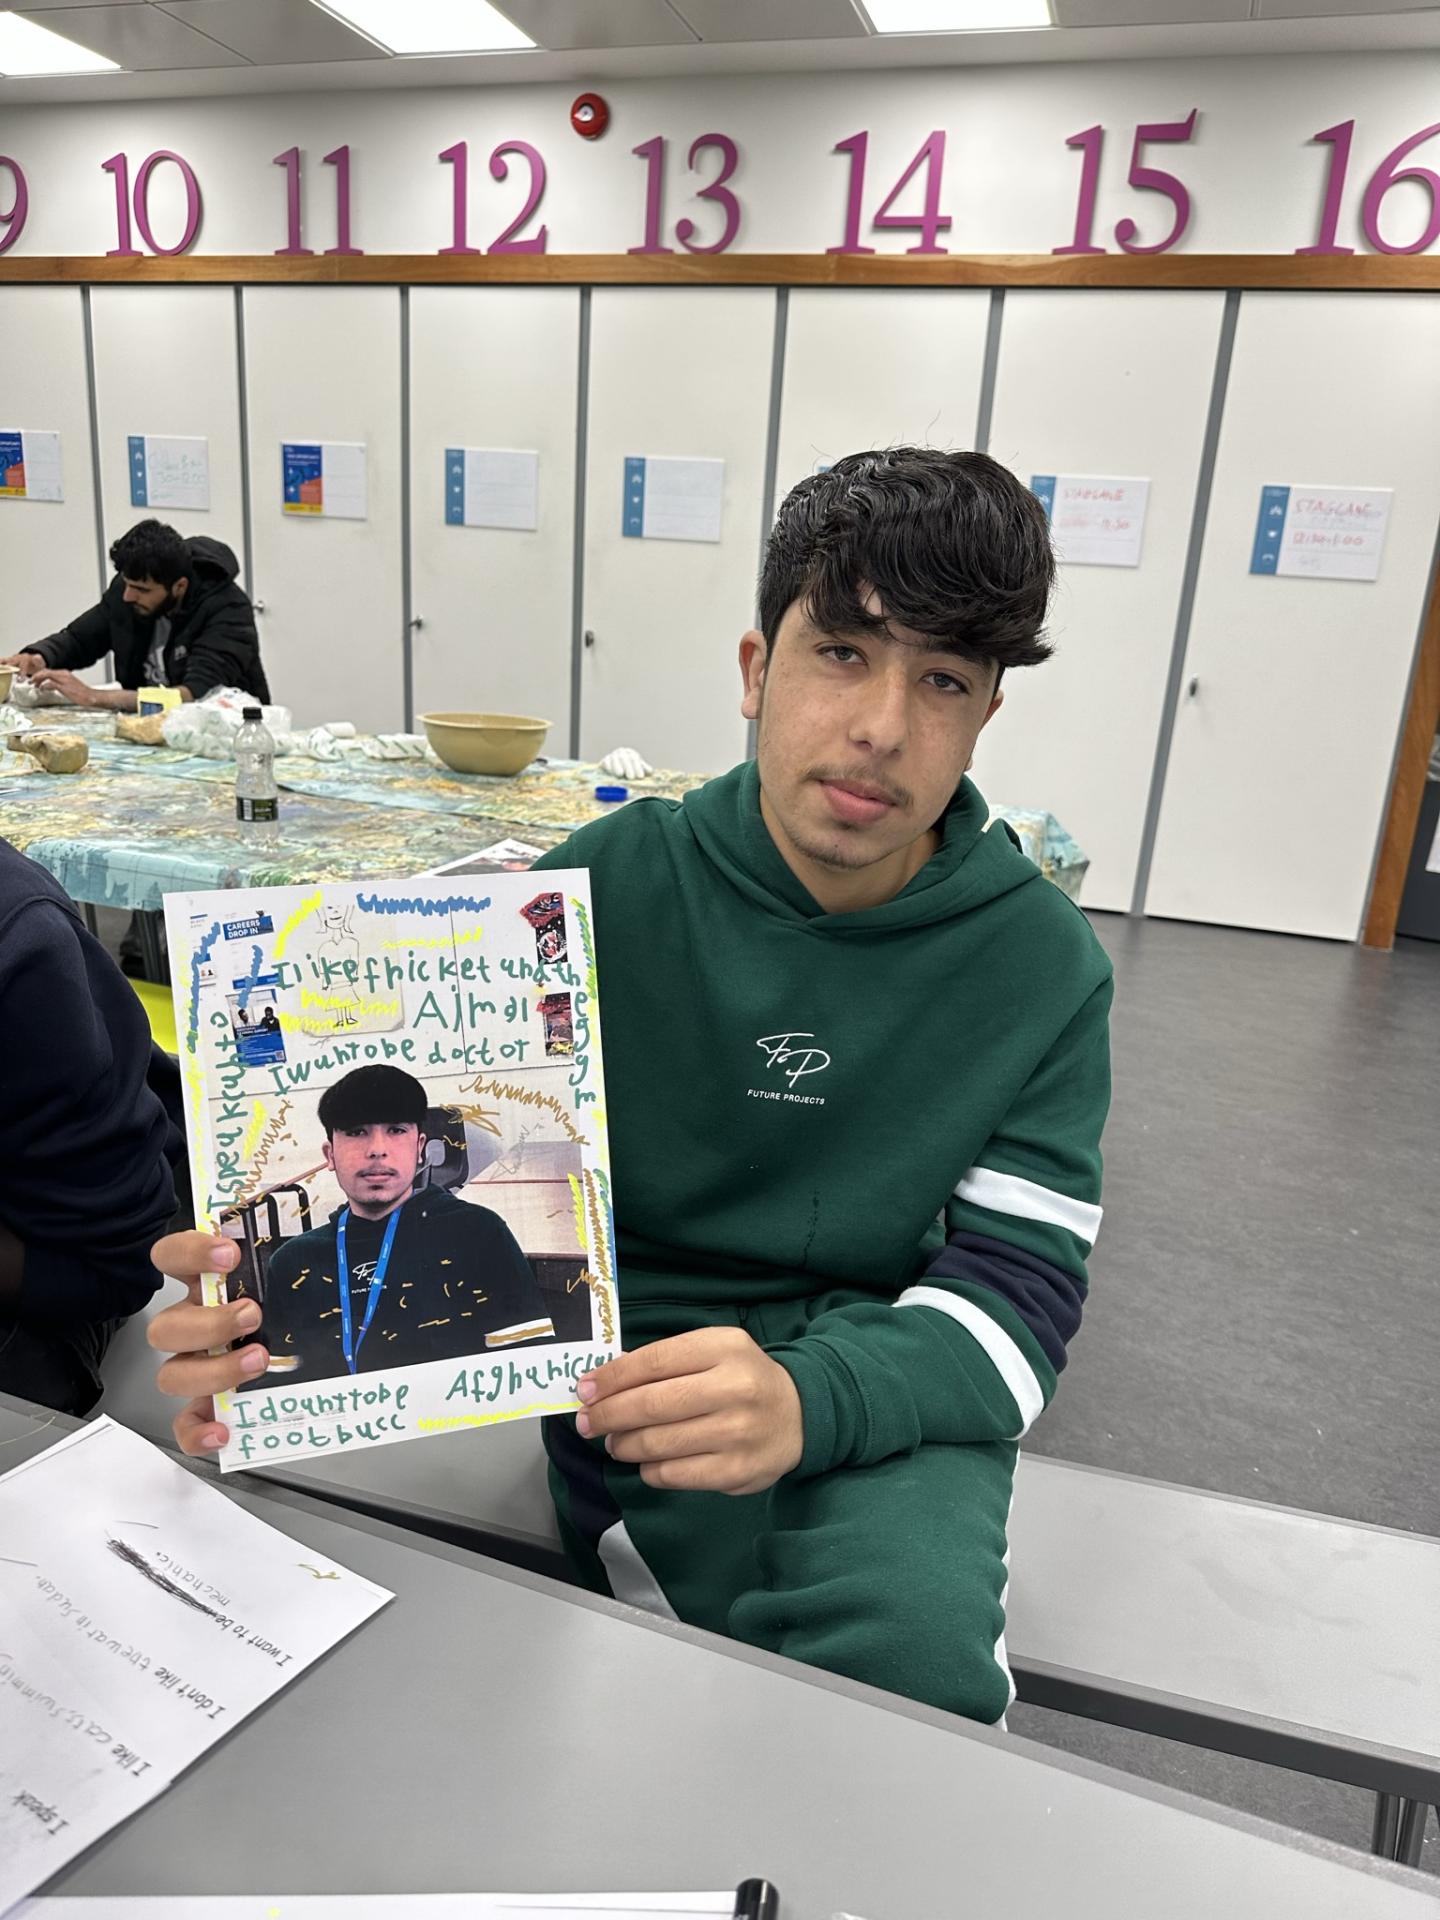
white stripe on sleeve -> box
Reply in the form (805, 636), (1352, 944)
(954, 1165), (1103, 1247)
(597, 1519), (678, 1621)
(895, 1284), (1046, 1436)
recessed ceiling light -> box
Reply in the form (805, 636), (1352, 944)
(0, 10), (120, 76)
(863, 0), (1051, 30)
(312, 0), (534, 55)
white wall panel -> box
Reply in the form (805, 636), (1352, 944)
(409, 287), (578, 741)
(978, 290), (1226, 911)
(773, 288), (991, 507)
(581, 288), (774, 771)
(0, 288), (101, 645)
(243, 286), (402, 733)
(91, 286), (244, 558)
(1145, 292), (1440, 941)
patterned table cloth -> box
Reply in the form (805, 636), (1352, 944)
(1, 721), (1088, 909)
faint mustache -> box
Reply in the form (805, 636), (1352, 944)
(809, 766), (912, 810)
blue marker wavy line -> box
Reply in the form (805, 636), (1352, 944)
(236, 943), (266, 1010)
(186, 922), (222, 1050)
(354, 893), (491, 917)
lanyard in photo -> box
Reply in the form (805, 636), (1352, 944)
(336, 1206), (401, 1374)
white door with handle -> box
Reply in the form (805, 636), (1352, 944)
(243, 286), (403, 734)
(1144, 292), (1440, 940)
(580, 288), (775, 774)
(409, 287), (579, 745)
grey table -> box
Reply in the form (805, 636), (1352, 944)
(3, 1398), (1436, 1920)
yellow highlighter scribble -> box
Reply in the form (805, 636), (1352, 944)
(382, 923), (486, 950)
(273, 890), (323, 961)
(240, 1101), (268, 1160)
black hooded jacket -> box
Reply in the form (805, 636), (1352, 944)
(31, 536), (269, 702)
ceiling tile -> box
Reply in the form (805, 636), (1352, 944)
(1053, 0), (1248, 19)
(672, 0), (867, 38)
(493, 0), (697, 49)
(157, 0), (388, 63)
(16, 4), (249, 65)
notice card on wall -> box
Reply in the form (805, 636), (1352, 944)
(1250, 484), (1392, 581)
(0, 1418), (390, 1914)
(130, 434), (210, 512)
(622, 455), (724, 543)
(1031, 474), (1150, 568)
(281, 442), (368, 520)
(163, 871), (620, 1474)
(445, 447), (540, 531)
(0, 429), (63, 502)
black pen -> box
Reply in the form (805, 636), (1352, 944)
(732, 1878), (780, 1920)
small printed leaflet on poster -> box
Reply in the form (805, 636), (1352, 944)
(164, 871), (619, 1473)
(0, 1418), (390, 1915)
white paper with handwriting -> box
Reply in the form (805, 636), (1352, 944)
(0, 1419), (391, 1915)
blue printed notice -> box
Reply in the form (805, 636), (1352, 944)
(129, 435), (149, 507)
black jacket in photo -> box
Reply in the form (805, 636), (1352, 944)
(258, 1186), (556, 1381)
(31, 535), (270, 702)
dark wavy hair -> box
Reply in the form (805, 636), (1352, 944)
(110, 518), (189, 589)
(759, 448), (1056, 681)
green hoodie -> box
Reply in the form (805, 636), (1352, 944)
(535, 759), (1112, 1478)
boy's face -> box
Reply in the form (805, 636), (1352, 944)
(324, 1122), (426, 1218)
(740, 592), (1003, 891)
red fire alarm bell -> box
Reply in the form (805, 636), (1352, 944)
(571, 92), (610, 140)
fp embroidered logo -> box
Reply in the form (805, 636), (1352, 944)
(756, 1032), (831, 1087)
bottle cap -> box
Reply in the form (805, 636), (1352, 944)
(594, 784), (628, 803)
(243, 706), (262, 720)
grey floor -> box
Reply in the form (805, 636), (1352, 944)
(96, 904), (1440, 1864)
(1012, 911), (1440, 1868)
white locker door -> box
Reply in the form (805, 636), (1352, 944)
(409, 288), (578, 739)
(0, 289), (101, 644)
(978, 291), (1227, 912)
(773, 289), (992, 509)
(582, 289), (774, 773)
(243, 287), (402, 734)
(91, 288), (244, 563)
(1145, 292), (1440, 941)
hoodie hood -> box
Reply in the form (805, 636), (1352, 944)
(184, 536), (241, 589)
(680, 758), (1040, 935)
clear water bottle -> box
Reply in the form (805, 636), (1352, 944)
(235, 706), (279, 840)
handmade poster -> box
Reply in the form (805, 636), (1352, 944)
(129, 434), (210, 512)
(0, 1419), (390, 1915)
(622, 456), (724, 543)
(163, 872), (619, 1474)
(0, 429), (63, 502)
(445, 447), (540, 530)
(1031, 474), (1150, 568)
(281, 442), (368, 520)
(1249, 484), (1392, 581)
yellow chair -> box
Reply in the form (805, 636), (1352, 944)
(130, 977), (178, 1055)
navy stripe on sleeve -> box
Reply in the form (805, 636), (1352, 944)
(921, 1230), (1086, 1377)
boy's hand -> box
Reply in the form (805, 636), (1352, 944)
(574, 1327), (803, 1497)
(147, 1232), (269, 1455)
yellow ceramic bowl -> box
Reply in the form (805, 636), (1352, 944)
(421, 711), (550, 777)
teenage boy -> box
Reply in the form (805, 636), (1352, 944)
(146, 449), (1111, 1725)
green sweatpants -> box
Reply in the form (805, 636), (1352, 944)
(543, 1297), (1017, 1725)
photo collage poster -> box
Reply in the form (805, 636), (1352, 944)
(164, 872), (618, 1473)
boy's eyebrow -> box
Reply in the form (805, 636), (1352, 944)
(816, 624), (990, 671)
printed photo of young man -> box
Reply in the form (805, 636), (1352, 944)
(255, 1064), (555, 1383)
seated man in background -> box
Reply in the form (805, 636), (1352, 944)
(0, 836), (182, 1413)
(2, 517), (268, 711)
(147, 449), (1112, 1727)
